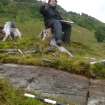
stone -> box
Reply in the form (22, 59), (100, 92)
(88, 80), (105, 105)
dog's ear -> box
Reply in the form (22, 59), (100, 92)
(41, 31), (44, 39)
(39, 31), (43, 39)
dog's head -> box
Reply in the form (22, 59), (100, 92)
(40, 28), (52, 41)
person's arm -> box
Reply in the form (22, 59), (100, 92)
(59, 20), (74, 24)
(56, 10), (64, 20)
(55, 10), (74, 24)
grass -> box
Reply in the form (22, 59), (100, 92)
(71, 24), (105, 58)
(0, 19), (105, 79)
(0, 17), (105, 105)
(0, 79), (48, 105)
(0, 79), (76, 105)
(0, 53), (104, 79)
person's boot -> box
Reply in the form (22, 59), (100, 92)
(56, 40), (62, 46)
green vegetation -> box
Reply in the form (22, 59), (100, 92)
(0, 1), (105, 104)
(0, 0), (105, 79)
(0, 19), (104, 78)
(68, 12), (105, 43)
(67, 12), (105, 31)
(95, 26), (105, 42)
(0, 79), (48, 105)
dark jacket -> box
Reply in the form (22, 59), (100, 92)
(40, 3), (63, 28)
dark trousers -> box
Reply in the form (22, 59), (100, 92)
(48, 19), (71, 43)
(61, 21), (71, 43)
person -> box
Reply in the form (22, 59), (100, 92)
(40, 0), (72, 46)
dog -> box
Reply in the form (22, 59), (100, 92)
(39, 28), (53, 52)
(40, 28), (52, 42)
(2, 21), (21, 41)
(40, 28), (74, 57)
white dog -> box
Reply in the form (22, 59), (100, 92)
(2, 21), (21, 41)
(40, 28), (52, 41)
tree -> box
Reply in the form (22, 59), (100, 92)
(0, 0), (10, 5)
(95, 26), (105, 42)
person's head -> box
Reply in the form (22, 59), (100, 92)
(48, 0), (57, 6)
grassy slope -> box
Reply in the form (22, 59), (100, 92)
(0, 18), (105, 57)
(0, 18), (105, 78)
(0, 0), (105, 77)
(0, 1), (105, 104)
(71, 24), (105, 58)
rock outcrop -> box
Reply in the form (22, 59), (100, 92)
(0, 64), (105, 105)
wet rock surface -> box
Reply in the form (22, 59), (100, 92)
(87, 80), (105, 105)
(0, 63), (105, 105)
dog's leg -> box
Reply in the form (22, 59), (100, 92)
(2, 33), (9, 41)
(15, 28), (21, 39)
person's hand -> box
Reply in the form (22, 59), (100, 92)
(60, 20), (74, 24)
(41, 1), (46, 5)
